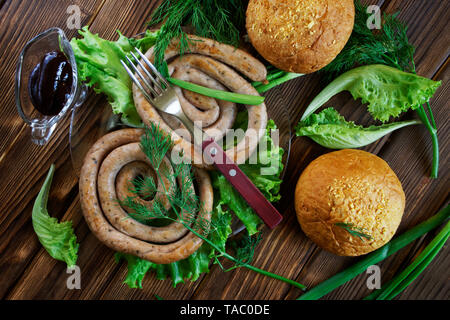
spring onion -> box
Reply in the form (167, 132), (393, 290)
(253, 72), (303, 93)
(297, 204), (450, 300)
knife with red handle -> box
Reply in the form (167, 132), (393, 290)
(202, 137), (283, 229)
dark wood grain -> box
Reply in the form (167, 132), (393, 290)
(0, 0), (448, 300)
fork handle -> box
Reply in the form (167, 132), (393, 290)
(202, 138), (283, 229)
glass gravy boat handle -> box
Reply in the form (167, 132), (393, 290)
(15, 27), (86, 145)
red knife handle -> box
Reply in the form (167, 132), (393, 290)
(202, 138), (283, 229)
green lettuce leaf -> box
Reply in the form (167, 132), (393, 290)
(296, 108), (420, 149)
(239, 119), (284, 201)
(32, 164), (79, 268)
(70, 26), (158, 126)
(301, 64), (441, 123)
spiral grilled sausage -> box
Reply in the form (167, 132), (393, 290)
(79, 129), (213, 264)
(133, 36), (268, 168)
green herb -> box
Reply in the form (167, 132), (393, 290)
(71, 27), (158, 126)
(296, 107), (420, 149)
(120, 123), (305, 290)
(32, 164), (79, 268)
(364, 220), (450, 300)
(323, 0), (440, 178)
(297, 204), (450, 300)
(154, 294), (164, 300)
(323, 0), (415, 78)
(301, 64), (441, 122)
(140, 122), (174, 170)
(335, 222), (373, 241)
(167, 77), (265, 105)
(149, 0), (245, 70)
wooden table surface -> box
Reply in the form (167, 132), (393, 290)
(0, 0), (448, 300)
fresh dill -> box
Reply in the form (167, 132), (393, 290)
(335, 222), (373, 241)
(148, 0), (245, 70)
(121, 122), (306, 289)
(231, 232), (262, 268)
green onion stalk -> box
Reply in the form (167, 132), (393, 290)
(415, 103), (439, 178)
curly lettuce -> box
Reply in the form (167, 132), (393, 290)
(70, 27), (158, 126)
(296, 108), (420, 149)
(32, 165), (79, 268)
(301, 64), (441, 123)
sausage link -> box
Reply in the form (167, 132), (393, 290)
(79, 129), (213, 264)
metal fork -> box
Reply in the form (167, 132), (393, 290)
(121, 47), (283, 229)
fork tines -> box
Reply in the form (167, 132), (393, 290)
(120, 47), (169, 102)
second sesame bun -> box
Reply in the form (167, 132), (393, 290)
(294, 150), (405, 256)
(246, 0), (355, 74)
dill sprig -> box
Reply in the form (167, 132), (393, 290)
(121, 122), (306, 290)
(130, 175), (157, 200)
(335, 222), (373, 241)
(323, 0), (415, 78)
(149, 0), (245, 70)
(231, 232), (262, 267)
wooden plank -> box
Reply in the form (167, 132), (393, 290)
(0, 0), (106, 298)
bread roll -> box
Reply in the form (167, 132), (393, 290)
(294, 150), (405, 256)
(246, 0), (354, 73)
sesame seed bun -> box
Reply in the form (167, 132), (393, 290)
(246, 0), (355, 74)
(294, 150), (405, 256)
